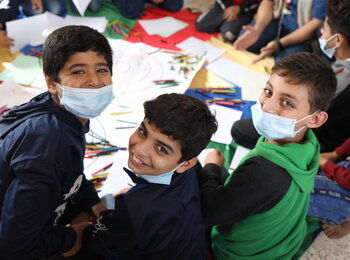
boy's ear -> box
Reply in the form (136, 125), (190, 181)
(307, 111), (328, 129)
(45, 75), (58, 95)
(336, 33), (346, 48)
(175, 158), (198, 173)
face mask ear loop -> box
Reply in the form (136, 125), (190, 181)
(55, 83), (63, 102)
(174, 161), (186, 172)
(294, 111), (319, 135)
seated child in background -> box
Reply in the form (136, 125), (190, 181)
(233, 0), (327, 63)
(112, 0), (184, 19)
(313, 0), (350, 152)
(195, 0), (260, 43)
(308, 138), (350, 239)
(231, 0), (350, 152)
(82, 93), (218, 259)
(198, 52), (336, 259)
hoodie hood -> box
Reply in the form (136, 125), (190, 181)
(253, 130), (319, 192)
(333, 59), (350, 97)
(0, 92), (85, 139)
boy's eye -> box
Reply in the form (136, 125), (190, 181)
(157, 145), (168, 154)
(72, 70), (84, 75)
(282, 99), (294, 108)
(138, 127), (146, 136)
(97, 68), (109, 73)
(263, 88), (272, 96)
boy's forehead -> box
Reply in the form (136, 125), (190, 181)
(268, 73), (310, 103)
(143, 119), (181, 150)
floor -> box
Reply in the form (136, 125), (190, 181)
(182, 0), (350, 259)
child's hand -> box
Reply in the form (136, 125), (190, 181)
(0, 31), (14, 47)
(223, 6), (240, 22)
(113, 186), (132, 198)
(320, 151), (338, 162)
(91, 201), (107, 217)
(204, 149), (225, 166)
(62, 222), (91, 257)
(319, 156), (328, 168)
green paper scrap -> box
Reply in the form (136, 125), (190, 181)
(157, 19), (188, 37)
(0, 55), (42, 86)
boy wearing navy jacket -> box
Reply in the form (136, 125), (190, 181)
(83, 93), (218, 259)
(0, 25), (114, 259)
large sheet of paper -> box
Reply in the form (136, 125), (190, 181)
(6, 12), (107, 52)
(177, 36), (226, 63)
(85, 40), (206, 149)
(0, 77), (44, 107)
(206, 57), (269, 101)
(138, 17), (187, 35)
(98, 151), (134, 198)
(209, 104), (242, 144)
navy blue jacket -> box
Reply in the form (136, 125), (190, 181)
(0, 92), (100, 259)
(83, 164), (208, 259)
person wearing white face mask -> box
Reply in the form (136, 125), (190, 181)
(231, 0), (350, 153)
(82, 93), (218, 259)
(0, 25), (114, 259)
(313, 0), (350, 152)
(198, 53), (336, 260)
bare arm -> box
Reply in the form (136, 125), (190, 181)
(253, 17), (323, 63)
(279, 17), (323, 47)
(234, 0), (274, 50)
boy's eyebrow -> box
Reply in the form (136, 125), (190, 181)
(267, 80), (299, 103)
(142, 121), (174, 154)
(157, 140), (174, 154)
(67, 62), (109, 71)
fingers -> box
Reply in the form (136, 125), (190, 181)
(252, 53), (264, 64)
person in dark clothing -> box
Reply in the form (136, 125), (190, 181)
(82, 93), (218, 259)
(0, 25), (114, 259)
(112, 0), (183, 19)
(198, 53), (336, 259)
(195, 0), (260, 43)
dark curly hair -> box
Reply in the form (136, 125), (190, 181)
(144, 93), (218, 162)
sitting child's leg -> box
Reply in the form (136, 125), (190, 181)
(308, 173), (350, 238)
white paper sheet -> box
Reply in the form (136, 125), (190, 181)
(139, 17), (187, 35)
(229, 146), (251, 171)
(177, 36), (226, 63)
(205, 57), (269, 101)
(7, 13), (47, 52)
(98, 150), (134, 198)
(65, 15), (108, 32)
(0, 77), (44, 107)
(6, 12), (107, 52)
(209, 104), (242, 144)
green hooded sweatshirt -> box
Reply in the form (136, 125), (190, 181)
(212, 130), (319, 260)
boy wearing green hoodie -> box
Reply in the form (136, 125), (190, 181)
(198, 52), (337, 260)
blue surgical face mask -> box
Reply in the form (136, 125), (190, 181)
(319, 34), (338, 58)
(136, 162), (185, 185)
(57, 83), (115, 119)
(251, 102), (317, 140)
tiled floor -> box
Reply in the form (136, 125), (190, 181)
(182, 0), (350, 259)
